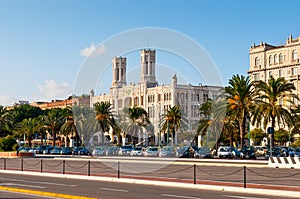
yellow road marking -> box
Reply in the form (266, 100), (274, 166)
(0, 186), (97, 199)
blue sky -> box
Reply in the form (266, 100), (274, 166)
(1, 0), (300, 106)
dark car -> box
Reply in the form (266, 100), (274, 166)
(106, 146), (119, 156)
(180, 146), (197, 158)
(73, 147), (90, 155)
(43, 146), (54, 154)
(34, 146), (46, 154)
(60, 147), (72, 155)
(50, 147), (61, 155)
(197, 146), (212, 159)
(239, 147), (256, 159)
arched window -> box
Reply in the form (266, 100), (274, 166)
(292, 50), (298, 60)
(274, 54), (278, 64)
(269, 55), (273, 65)
(254, 57), (260, 67)
(279, 53), (283, 63)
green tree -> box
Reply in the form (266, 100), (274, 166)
(94, 102), (114, 145)
(250, 128), (265, 145)
(13, 118), (39, 147)
(274, 128), (289, 145)
(0, 105), (13, 136)
(161, 106), (183, 146)
(253, 76), (297, 148)
(0, 135), (17, 151)
(43, 108), (65, 146)
(197, 99), (227, 148)
(225, 74), (256, 148)
(126, 106), (150, 145)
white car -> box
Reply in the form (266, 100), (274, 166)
(217, 146), (234, 159)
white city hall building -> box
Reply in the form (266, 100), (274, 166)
(90, 49), (223, 145)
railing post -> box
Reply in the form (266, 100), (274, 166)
(243, 166), (246, 188)
(40, 159), (43, 173)
(21, 158), (24, 171)
(117, 161), (120, 178)
(3, 158), (6, 170)
(194, 164), (196, 184)
(62, 160), (65, 174)
(88, 161), (90, 176)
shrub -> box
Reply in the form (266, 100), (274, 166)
(0, 135), (18, 151)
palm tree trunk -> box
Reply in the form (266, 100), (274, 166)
(52, 129), (56, 146)
(271, 116), (275, 148)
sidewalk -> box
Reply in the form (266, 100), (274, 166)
(1, 169), (299, 198)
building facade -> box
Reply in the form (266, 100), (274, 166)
(91, 49), (223, 145)
(248, 35), (300, 142)
(248, 35), (300, 105)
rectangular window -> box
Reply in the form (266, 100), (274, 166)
(292, 67), (298, 76)
(253, 73), (260, 81)
(279, 70), (282, 78)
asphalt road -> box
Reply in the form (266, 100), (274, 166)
(0, 173), (297, 199)
(1, 157), (299, 188)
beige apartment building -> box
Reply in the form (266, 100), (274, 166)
(90, 49), (223, 146)
(248, 35), (300, 102)
(248, 35), (300, 142)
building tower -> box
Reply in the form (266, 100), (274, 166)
(112, 57), (127, 88)
(139, 49), (158, 88)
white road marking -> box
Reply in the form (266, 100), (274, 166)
(222, 195), (269, 199)
(0, 177), (78, 187)
(162, 194), (201, 199)
(0, 183), (46, 189)
(99, 187), (129, 192)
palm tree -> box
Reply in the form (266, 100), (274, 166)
(160, 106), (182, 146)
(253, 76), (297, 148)
(0, 105), (12, 136)
(43, 108), (65, 146)
(13, 118), (39, 147)
(197, 99), (227, 148)
(225, 74), (256, 148)
(126, 106), (150, 145)
(60, 115), (77, 147)
(94, 101), (114, 145)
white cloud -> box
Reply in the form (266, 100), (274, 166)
(0, 95), (16, 106)
(80, 43), (106, 57)
(38, 80), (71, 100)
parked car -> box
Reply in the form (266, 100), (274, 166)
(295, 147), (300, 157)
(265, 147), (281, 159)
(159, 146), (176, 157)
(197, 146), (212, 159)
(60, 147), (72, 155)
(143, 146), (159, 157)
(50, 147), (61, 155)
(118, 145), (134, 156)
(92, 146), (107, 156)
(179, 146), (197, 158)
(34, 146), (46, 154)
(280, 146), (296, 157)
(130, 146), (144, 156)
(73, 146), (90, 155)
(254, 146), (268, 159)
(239, 147), (256, 159)
(217, 146), (234, 159)
(105, 146), (119, 156)
(43, 146), (54, 154)
(176, 146), (190, 157)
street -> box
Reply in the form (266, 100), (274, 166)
(0, 173), (297, 199)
